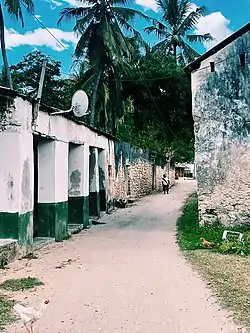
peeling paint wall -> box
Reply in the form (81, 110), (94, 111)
(192, 29), (250, 226)
(0, 92), (175, 256)
(113, 141), (175, 200)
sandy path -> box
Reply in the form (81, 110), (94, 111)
(3, 179), (239, 333)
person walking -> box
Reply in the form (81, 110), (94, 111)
(162, 174), (170, 194)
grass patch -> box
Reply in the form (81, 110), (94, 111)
(186, 251), (250, 330)
(177, 193), (250, 329)
(0, 277), (44, 291)
(0, 296), (14, 329)
(177, 193), (250, 255)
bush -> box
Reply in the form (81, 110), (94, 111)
(177, 194), (250, 255)
(0, 277), (43, 291)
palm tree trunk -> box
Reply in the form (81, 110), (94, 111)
(90, 69), (102, 126)
(173, 43), (177, 64)
(0, 5), (13, 89)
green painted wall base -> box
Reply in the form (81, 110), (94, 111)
(89, 191), (100, 218)
(36, 201), (68, 241)
(99, 190), (106, 212)
(68, 196), (89, 227)
(0, 211), (33, 253)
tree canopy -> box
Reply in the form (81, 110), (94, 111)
(0, 50), (73, 109)
(0, 0), (211, 162)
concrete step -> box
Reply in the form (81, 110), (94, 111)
(68, 224), (84, 236)
(0, 239), (18, 266)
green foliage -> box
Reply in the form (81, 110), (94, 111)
(58, 0), (151, 125)
(145, 0), (212, 64)
(0, 277), (44, 291)
(0, 51), (73, 109)
(177, 194), (250, 255)
(0, 296), (13, 330)
(117, 51), (194, 161)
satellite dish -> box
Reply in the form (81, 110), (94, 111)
(50, 89), (89, 117)
(72, 90), (89, 117)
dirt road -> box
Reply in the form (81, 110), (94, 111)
(4, 180), (239, 333)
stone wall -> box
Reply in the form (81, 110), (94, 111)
(113, 141), (175, 200)
(191, 27), (250, 226)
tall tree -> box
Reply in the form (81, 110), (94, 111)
(0, 50), (73, 109)
(58, 0), (151, 126)
(117, 50), (194, 162)
(0, 0), (34, 89)
(145, 0), (212, 65)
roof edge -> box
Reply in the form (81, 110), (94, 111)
(185, 21), (250, 73)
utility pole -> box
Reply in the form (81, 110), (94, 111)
(32, 59), (47, 127)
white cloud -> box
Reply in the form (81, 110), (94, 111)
(62, 0), (89, 6)
(135, 0), (158, 12)
(45, 0), (63, 10)
(134, 0), (232, 51)
(5, 27), (77, 52)
(195, 12), (232, 50)
(35, 14), (41, 19)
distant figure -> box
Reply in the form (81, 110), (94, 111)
(162, 174), (170, 194)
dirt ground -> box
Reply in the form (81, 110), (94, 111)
(1, 179), (242, 333)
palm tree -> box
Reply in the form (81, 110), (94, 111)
(0, 0), (34, 89)
(58, 0), (151, 126)
(145, 0), (212, 65)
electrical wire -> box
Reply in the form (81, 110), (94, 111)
(20, 0), (74, 57)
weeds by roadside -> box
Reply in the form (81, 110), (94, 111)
(0, 277), (44, 291)
(177, 193), (250, 255)
(0, 296), (14, 329)
(186, 251), (250, 329)
(177, 193), (250, 329)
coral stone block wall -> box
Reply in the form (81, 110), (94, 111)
(113, 141), (175, 200)
(191, 26), (250, 226)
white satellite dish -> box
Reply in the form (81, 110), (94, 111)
(51, 89), (89, 117)
(71, 90), (89, 117)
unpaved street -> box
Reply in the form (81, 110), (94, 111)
(4, 180), (239, 333)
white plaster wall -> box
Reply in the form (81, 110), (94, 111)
(68, 144), (85, 197)
(15, 97), (33, 133)
(0, 133), (21, 212)
(83, 144), (90, 197)
(55, 141), (69, 203)
(107, 140), (115, 202)
(98, 149), (108, 191)
(19, 132), (34, 214)
(38, 140), (56, 203)
(37, 139), (69, 203)
(35, 112), (109, 150)
(89, 147), (99, 193)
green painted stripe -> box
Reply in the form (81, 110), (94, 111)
(68, 196), (89, 228)
(89, 191), (100, 218)
(0, 212), (19, 239)
(99, 189), (106, 212)
(36, 201), (68, 241)
(0, 211), (33, 253)
(18, 211), (33, 250)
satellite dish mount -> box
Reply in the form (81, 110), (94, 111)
(51, 90), (89, 117)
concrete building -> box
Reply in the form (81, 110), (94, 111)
(0, 87), (175, 259)
(175, 163), (196, 178)
(187, 22), (250, 226)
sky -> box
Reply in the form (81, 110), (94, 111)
(2, 0), (250, 74)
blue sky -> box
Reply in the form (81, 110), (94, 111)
(2, 0), (250, 74)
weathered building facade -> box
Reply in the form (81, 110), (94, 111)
(0, 88), (174, 256)
(188, 22), (250, 226)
